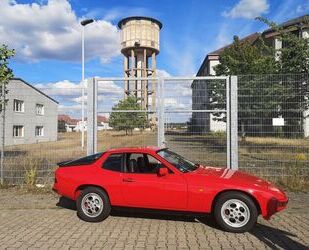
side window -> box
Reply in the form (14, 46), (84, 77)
(103, 154), (123, 172)
(126, 153), (163, 174)
(147, 155), (162, 169)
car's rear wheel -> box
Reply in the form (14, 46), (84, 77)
(213, 191), (258, 233)
(76, 187), (111, 222)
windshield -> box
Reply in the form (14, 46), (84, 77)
(157, 149), (198, 173)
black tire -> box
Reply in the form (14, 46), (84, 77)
(76, 187), (111, 222)
(213, 191), (258, 233)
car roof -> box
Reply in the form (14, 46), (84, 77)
(106, 146), (163, 154)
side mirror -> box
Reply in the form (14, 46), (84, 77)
(157, 167), (169, 176)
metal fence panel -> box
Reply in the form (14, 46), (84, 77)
(0, 80), (87, 185)
(163, 77), (228, 167)
(237, 74), (309, 177)
(1, 74), (308, 185)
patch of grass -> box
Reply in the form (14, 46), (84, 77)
(0, 182), (9, 189)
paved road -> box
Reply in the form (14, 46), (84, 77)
(0, 189), (308, 249)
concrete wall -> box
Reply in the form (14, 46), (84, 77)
(0, 79), (58, 146)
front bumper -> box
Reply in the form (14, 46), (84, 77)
(276, 198), (289, 212)
(263, 197), (289, 220)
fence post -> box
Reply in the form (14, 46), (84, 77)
(87, 77), (97, 155)
(157, 78), (165, 147)
(0, 82), (5, 185)
(227, 76), (238, 170)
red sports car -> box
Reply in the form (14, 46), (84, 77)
(53, 147), (288, 233)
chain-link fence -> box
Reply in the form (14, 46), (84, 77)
(88, 76), (232, 168)
(0, 79), (87, 184)
(237, 74), (309, 177)
(0, 74), (308, 185)
(165, 77), (228, 167)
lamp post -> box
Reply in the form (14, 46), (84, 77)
(81, 19), (94, 150)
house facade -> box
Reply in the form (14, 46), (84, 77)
(192, 14), (309, 135)
(58, 115), (111, 132)
(58, 115), (79, 132)
(1, 78), (58, 146)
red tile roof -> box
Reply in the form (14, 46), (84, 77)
(58, 115), (79, 125)
(97, 115), (108, 123)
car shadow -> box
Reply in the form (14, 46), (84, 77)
(110, 207), (208, 224)
(56, 196), (76, 210)
(249, 223), (308, 250)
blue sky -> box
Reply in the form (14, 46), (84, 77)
(1, 0), (308, 118)
(3, 0), (308, 82)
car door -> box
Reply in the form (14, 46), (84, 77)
(121, 152), (187, 210)
(100, 153), (125, 206)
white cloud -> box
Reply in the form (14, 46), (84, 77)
(164, 98), (189, 110)
(223, 0), (269, 19)
(58, 104), (81, 112)
(296, 3), (309, 13)
(35, 79), (123, 97)
(97, 80), (123, 95)
(0, 0), (120, 62)
(157, 69), (171, 78)
(35, 80), (83, 116)
(35, 78), (123, 116)
(35, 80), (82, 96)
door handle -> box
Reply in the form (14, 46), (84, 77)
(123, 178), (135, 182)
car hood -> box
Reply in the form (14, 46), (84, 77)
(189, 166), (270, 188)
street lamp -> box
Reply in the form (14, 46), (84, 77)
(81, 18), (94, 150)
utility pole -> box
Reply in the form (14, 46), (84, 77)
(81, 19), (94, 150)
(0, 83), (5, 185)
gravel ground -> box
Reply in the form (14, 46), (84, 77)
(0, 187), (308, 249)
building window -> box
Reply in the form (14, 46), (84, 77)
(35, 126), (44, 137)
(13, 99), (24, 112)
(13, 125), (24, 137)
(36, 104), (44, 115)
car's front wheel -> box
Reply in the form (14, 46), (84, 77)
(76, 187), (111, 222)
(213, 191), (258, 233)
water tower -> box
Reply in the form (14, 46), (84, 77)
(118, 16), (162, 111)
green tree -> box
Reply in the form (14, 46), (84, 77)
(257, 16), (309, 137)
(214, 35), (278, 75)
(212, 17), (309, 138)
(109, 96), (147, 135)
(0, 44), (15, 185)
(0, 45), (15, 112)
(212, 35), (282, 138)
